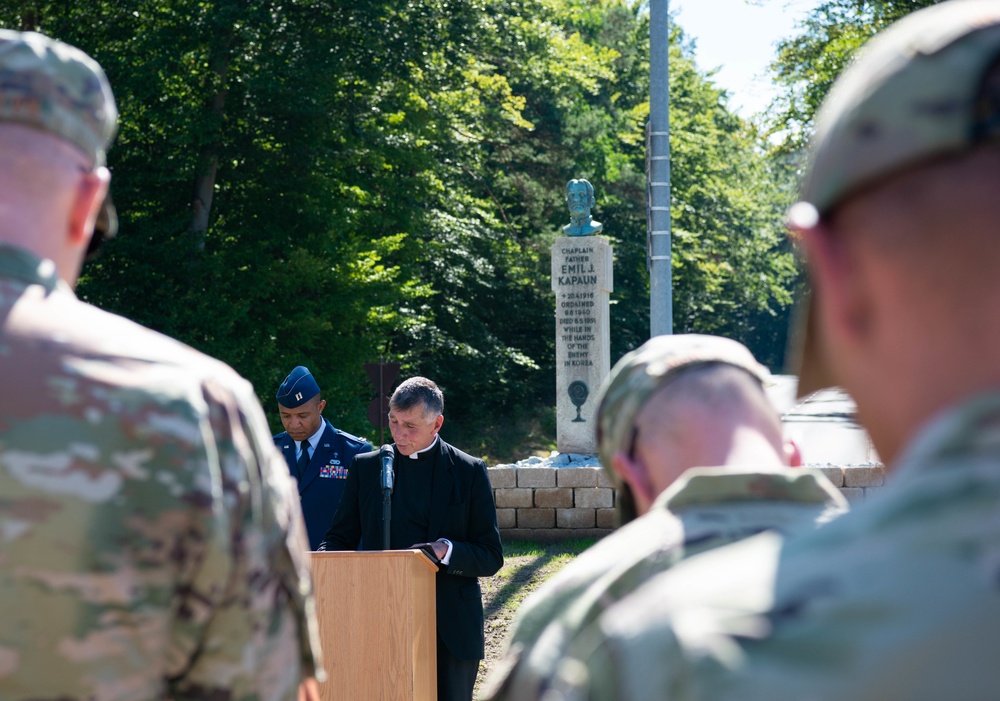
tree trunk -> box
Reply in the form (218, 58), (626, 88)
(189, 18), (233, 251)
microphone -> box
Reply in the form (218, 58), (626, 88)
(380, 444), (395, 493)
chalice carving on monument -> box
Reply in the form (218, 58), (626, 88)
(568, 380), (589, 422)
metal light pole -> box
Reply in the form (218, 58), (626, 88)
(647, 0), (672, 336)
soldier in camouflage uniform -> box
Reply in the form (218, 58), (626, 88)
(0, 31), (323, 700)
(546, 3), (1000, 699)
(479, 335), (847, 701)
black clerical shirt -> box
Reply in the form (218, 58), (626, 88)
(389, 441), (439, 550)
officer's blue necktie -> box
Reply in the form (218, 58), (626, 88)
(297, 439), (311, 479)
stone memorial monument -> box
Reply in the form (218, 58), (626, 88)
(552, 179), (613, 454)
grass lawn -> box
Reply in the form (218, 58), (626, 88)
(475, 538), (598, 696)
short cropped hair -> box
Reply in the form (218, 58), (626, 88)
(390, 376), (444, 417)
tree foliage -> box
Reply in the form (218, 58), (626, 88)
(767, 0), (940, 153)
(0, 0), (798, 458)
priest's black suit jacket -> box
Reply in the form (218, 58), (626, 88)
(319, 439), (504, 661)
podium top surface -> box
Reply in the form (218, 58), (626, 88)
(311, 549), (439, 573)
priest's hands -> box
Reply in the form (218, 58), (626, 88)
(411, 541), (447, 562)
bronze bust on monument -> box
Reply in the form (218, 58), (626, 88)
(562, 179), (603, 237)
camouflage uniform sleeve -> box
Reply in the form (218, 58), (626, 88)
(545, 606), (694, 701)
(546, 532), (787, 701)
(167, 377), (323, 699)
(482, 510), (693, 701)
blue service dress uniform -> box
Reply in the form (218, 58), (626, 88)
(274, 418), (371, 550)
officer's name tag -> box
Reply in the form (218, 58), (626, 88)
(320, 462), (349, 479)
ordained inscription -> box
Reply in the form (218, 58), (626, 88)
(556, 295), (596, 366)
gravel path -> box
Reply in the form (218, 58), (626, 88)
(474, 541), (596, 697)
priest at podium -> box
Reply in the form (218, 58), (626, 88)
(320, 376), (503, 701)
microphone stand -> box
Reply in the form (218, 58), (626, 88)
(380, 445), (394, 550)
(382, 488), (391, 551)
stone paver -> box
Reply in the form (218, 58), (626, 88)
(575, 488), (614, 509)
(518, 508), (555, 529)
(596, 508), (617, 529)
(556, 468), (598, 488)
(494, 488), (533, 509)
(498, 528), (612, 542)
(487, 467), (516, 489)
(557, 508), (596, 529)
(596, 469), (615, 489)
(517, 467), (557, 489)
(534, 488), (573, 509)
(844, 465), (885, 487)
(495, 508), (516, 529)
(817, 466), (844, 487)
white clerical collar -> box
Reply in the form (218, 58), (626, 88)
(408, 434), (440, 459)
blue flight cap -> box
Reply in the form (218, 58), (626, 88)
(276, 365), (321, 408)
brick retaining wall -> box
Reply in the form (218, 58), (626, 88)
(487, 464), (885, 542)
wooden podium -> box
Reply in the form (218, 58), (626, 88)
(311, 551), (438, 701)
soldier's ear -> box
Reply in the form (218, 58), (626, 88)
(69, 166), (109, 249)
(785, 439), (803, 467)
(610, 451), (655, 515)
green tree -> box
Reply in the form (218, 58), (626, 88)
(768, 0), (940, 153)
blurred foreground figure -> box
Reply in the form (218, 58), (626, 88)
(479, 335), (847, 701)
(548, 4), (1000, 699)
(0, 30), (322, 700)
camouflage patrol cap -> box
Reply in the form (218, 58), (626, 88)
(0, 30), (117, 166)
(596, 334), (771, 478)
(789, 0), (1000, 397)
